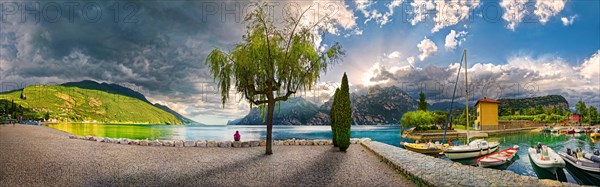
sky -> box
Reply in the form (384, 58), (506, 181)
(0, 0), (598, 125)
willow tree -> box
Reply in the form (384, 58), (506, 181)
(206, 4), (344, 154)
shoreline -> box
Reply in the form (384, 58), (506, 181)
(0, 125), (413, 186)
(67, 134), (371, 148)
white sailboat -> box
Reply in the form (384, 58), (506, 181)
(444, 49), (500, 160)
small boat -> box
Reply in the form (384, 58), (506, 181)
(444, 139), (500, 160)
(551, 127), (568, 133)
(401, 142), (449, 155)
(528, 144), (566, 181)
(589, 128), (600, 138)
(583, 127), (592, 133)
(477, 145), (519, 167)
(566, 128), (576, 134)
(575, 128), (584, 133)
(557, 149), (600, 185)
(542, 127), (552, 133)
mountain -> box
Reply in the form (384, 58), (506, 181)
(1, 81), (184, 124)
(62, 80), (198, 124)
(232, 97), (320, 125)
(310, 85), (418, 125)
(153, 103), (199, 125)
(429, 102), (466, 111)
(227, 118), (242, 125)
(62, 80), (150, 103)
(497, 95), (569, 111)
(231, 85), (418, 125)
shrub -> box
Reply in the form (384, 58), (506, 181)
(401, 110), (434, 131)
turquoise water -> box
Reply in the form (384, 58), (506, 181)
(47, 124), (599, 184)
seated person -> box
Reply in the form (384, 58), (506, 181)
(234, 131), (241, 141)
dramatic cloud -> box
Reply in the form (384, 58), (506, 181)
(417, 38), (438, 61)
(534, 0), (565, 24)
(577, 50), (600, 80)
(361, 51), (600, 108)
(561, 15), (577, 26)
(444, 30), (468, 50)
(0, 0), (361, 124)
(409, 0), (480, 33)
(500, 0), (529, 31)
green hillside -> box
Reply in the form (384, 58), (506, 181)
(498, 95), (569, 115)
(0, 85), (182, 124)
(62, 80), (199, 125)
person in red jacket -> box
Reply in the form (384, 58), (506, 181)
(234, 131), (241, 141)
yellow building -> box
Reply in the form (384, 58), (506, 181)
(474, 97), (499, 130)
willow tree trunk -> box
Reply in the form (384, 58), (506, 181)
(265, 101), (275, 155)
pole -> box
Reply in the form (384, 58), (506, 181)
(465, 49), (470, 143)
(442, 51), (465, 144)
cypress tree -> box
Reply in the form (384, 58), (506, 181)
(337, 73), (352, 151)
(330, 88), (340, 147)
(418, 92), (428, 111)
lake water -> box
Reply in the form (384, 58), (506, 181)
(47, 123), (599, 184)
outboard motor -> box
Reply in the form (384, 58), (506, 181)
(594, 149), (599, 156)
(566, 148), (572, 155)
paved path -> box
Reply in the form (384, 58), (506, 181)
(0, 125), (415, 187)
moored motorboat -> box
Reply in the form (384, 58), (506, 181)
(574, 128), (584, 133)
(551, 127), (568, 133)
(401, 142), (449, 155)
(583, 127), (592, 133)
(557, 149), (600, 185)
(566, 128), (576, 134)
(528, 144), (566, 181)
(591, 133), (600, 139)
(444, 139), (500, 160)
(477, 145), (519, 167)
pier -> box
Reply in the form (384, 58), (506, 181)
(361, 141), (579, 187)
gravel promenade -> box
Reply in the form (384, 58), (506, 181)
(0, 125), (415, 187)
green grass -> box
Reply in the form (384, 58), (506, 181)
(0, 85), (181, 124)
(452, 125), (476, 130)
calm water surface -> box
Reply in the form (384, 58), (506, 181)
(47, 123), (599, 184)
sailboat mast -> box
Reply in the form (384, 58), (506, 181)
(464, 49), (470, 143)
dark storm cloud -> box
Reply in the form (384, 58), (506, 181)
(0, 0), (246, 96)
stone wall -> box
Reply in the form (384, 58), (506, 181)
(481, 120), (545, 130)
(361, 141), (578, 187)
(68, 135), (371, 148)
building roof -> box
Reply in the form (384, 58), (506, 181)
(475, 97), (499, 106)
